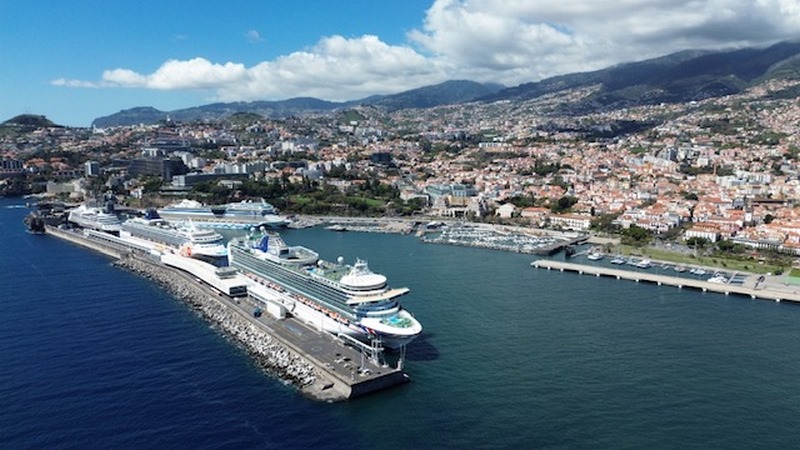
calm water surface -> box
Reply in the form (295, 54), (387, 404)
(2, 197), (800, 449)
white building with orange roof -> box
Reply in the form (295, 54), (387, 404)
(684, 222), (721, 243)
(550, 213), (592, 231)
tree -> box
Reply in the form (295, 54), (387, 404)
(621, 225), (652, 246)
(550, 196), (577, 213)
(682, 191), (699, 201)
(685, 236), (709, 248)
(142, 176), (163, 194)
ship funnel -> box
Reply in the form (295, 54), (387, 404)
(258, 235), (269, 252)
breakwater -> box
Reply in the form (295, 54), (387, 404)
(114, 257), (317, 388)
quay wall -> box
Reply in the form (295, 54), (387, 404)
(45, 226), (123, 259)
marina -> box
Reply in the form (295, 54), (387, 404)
(531, 259), (800, 303)
(421, 224), (583, 254)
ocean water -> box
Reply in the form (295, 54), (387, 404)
(3, 197), (800, 449)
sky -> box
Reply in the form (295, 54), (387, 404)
(3, 0), (800, 127)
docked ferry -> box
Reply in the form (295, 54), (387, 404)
(120, 210), (227, 259)
(228, 230), (422, 349)
(158, 198), (290, 229)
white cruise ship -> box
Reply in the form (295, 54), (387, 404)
(67, 205), (122, 233)
(120, 210), (227, 259)
(158, 198), (290, 229)
(228, 230), (422, 349)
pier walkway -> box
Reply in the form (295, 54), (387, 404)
(531, 260), (800, 304)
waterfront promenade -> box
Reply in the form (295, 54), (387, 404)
(531, 260), (800, 304)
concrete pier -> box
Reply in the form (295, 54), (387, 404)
(44, 225), (409, 401)
(531, 260), (800, 304)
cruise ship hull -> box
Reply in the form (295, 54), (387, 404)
(156, 212), (290, 229)
(67, 207), (122, 234)
(158, 200), (290, 230)
(246, 277), (420, 349)
(120, 215), (228, 260)
(230, 238), (421, 349)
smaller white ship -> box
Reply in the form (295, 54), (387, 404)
(67, 205), (122, 233)
(635, 259), (653, 269)
(120, 210), (227, 259)
(158, 198), (291, 229)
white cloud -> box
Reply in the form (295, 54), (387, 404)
(217, 35), (444, 101)
(52, 1), (800, 102)
(97, 58), (249, 90)
(51, 78), (101, 88)
(410, 0), (800, 85)
(245, 30), (263, 43)
(53, 36), (443, 101)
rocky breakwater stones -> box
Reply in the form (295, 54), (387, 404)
(113, 257), (317, 388)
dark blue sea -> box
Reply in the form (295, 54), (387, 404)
(3, 197), (800, 449)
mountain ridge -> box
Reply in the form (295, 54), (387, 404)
(91, 80), (503, 127)
(91, 41), (800, 127)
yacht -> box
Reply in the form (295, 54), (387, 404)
(227, 230), (422, 349)
(610, 255), (626, 265)
(586, 251), (604, 261)
(707, 275), (728, 284)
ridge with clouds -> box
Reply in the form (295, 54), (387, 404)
(91, 42), (800, 127)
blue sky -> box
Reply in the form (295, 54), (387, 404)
(3, 0), (799, 126)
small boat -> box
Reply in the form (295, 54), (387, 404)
(610, 255), (626, 265)
(707, 275), (728, 284)
(635, 259), (652, 269)
(674, 265), (687, 273)
(587, 252), (604, 261)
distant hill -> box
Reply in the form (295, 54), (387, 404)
(92, 107), (168, 127)
(0, 114), (61, 138)
(364, 80), (504, 110)
(91, 81), (504, 127)
(481, 41), (800, 114)
(2, 114), (60, 129)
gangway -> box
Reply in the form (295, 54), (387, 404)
(337, 333), (385, 366)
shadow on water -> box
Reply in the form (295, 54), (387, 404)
(403, 332), (439, 362)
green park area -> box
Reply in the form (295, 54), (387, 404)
(615, 244), (787, 275)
